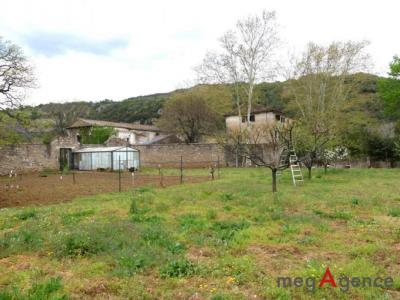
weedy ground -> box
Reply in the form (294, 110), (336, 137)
(0, 168), (399, 299)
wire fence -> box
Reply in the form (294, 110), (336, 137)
(0, 158), (220, 208)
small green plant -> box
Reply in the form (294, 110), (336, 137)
(61, 209), (94, 225)
(282, 224), (299, 234)
(388, 207), (400, 217)
(16, 209), (36, 220)
(212, 219), (250, 242)
(159, 259), (197, 278)
(219, 192), (234, 201)
(116, 253), (147, 276)
(351, 198), (360, 205)
(206, 209), (217, 220)
(177, 214), (206, 231)
(55, 231), (105, 257)
(0, 277), (67, 300)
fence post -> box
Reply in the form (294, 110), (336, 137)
(72, 171), (76, 184)
(158, 164), (163, 187)
(119, 157), (121, 192)
(217, 156), (220, 179)
(180, 156), (183, 184)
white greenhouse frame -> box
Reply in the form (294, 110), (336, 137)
(72, 146), (140, 171)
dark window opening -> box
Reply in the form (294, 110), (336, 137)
(242, 115), (255, 123)
(275, 114), (281, 121)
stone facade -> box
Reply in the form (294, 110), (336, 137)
(0, 133), (79, 175)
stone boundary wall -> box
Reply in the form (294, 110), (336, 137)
(0, 135), (79, 175)
(133, 143), (227, 167)
(1, 140), (399, 175)
(0, 144), (54, 175)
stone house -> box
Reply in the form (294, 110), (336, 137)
(225, 108), (292, 143)
(66, 118), (165, 145)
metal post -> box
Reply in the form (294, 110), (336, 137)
(180, 156), (183, 184)
(118, 156), (121, 192)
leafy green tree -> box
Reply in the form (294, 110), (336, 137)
(157, 91), (219, 143)
(286, 41), (370, 178)
(378, 55), (400, 119)
(79, 126), (115, 144)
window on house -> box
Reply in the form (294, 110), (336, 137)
(242, 115), (255, 123)
(275, 114), (281, 121)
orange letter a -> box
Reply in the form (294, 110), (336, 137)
(319, 267), (337, 288)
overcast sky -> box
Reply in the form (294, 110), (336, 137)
(1, 0), (399, 105)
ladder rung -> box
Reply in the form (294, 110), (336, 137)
(293, 175), (303, 177)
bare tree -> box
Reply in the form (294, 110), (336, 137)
(225, 122), (292, 192)
(285, 41), (370, 178)
(0, 37), (35, 110)
(196, 10), (279, 126)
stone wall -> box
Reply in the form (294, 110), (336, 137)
(2, 138), (399, 175)
(0, 134), (79, 175)
(0, 144), (53, 175)
(133, 143), (227, 167)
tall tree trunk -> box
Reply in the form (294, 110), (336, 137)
(324, 163), (328, 174)
(272, 168), (277, 192)
(307, 167), (312, 179)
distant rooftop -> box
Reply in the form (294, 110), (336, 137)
(67, 118), (160, 132)
(224, 107), (284, 118)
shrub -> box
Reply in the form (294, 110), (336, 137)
(0, 227), (42, 257)
(61, 209), (95, 225)
(219, 192), (234, 201)
(212, 219), (250, 242)
(159, 259), (197, 278)
(166, 242), (185, 254)
(16, 209), (36, 220)
(177, 214), (206, 231)
(0, 277), (67, 300)
(115, 253), (147, 276)
(57, 231), (105, 257)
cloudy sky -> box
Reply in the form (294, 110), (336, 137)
(1, 0), (399, 105)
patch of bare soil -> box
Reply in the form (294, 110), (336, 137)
(0, 172), (208, 208)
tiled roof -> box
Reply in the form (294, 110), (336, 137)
(67, 118), (160, 132)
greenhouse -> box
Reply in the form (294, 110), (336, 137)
(72, 146), (140, 171)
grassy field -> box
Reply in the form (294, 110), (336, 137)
(0, 168), (399, 299)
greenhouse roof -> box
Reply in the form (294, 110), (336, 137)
(73, 146), (138, 153)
